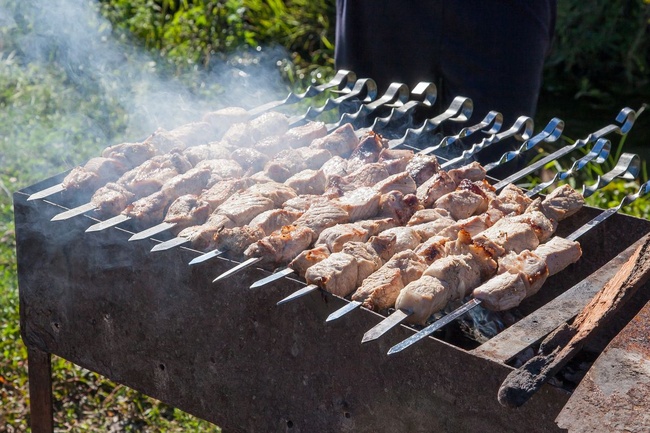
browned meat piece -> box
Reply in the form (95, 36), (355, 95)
(395, 276), (450, 324)
(90, 183), (135, 216)
(264, 149), (308, 182)
(62, 157), (127, 193)
(201, 107), (250, 137)
(244, 225), (317, 266)
(473, 272), (527, 311)
(102, 142), (156, 167)
(540, 184), (585, 221)
(374, 172), (417, 195)
(210, 226), (266, 257)
(309, 123), (359, 158)
(378, 226), (422, 251)
(378, 191), (420, 226)
(346, 132), (386, 172)
(124, 191), (170, 225)
(178, 214), (236, 251)
(251, 135), (282, 156)
(285, 169), (327, 195)
(163, 195), (211, 228)
(489, 183), (532, 216)
(283, 121), (328, 148)
(414, 236), (449, 264)
(292, 201), (349, 233)
(183, 143), (234, 166)
(336, 187), (382, 221)
(472, 221), (540, 258)
(298, 147), (334, 170)
(194, 159), (244, 181)
(315, 223), (370, 253)
(247, 112), (290, 142)
(434, 188), (485, 220)
(423, 253), (482, 301)
(245, 182), (297, 207)
(457, 179), (496, 214)
(377, 148), (415, 174)
(116, 152), (193, 197)
(497, 210), (557, 242)
(497, 250), (549, 297)
(352, 250), (428, 311)
(247, 208), (303, 234)
(166, 121), (214, 147)
(305, 239), (389, 297)
(535, 236), (582, 276)
(321, 156), (349, 180)
(416, 171), (457, 208)
(160, 167), (212, 197)
(142, 128), (185, 153)
(405, 153), (440, 186)
(229, 147), (269, 173)
(408, 212), (456, 239)
(407, 208), (452, 226)
(282, 194), (329, 213)
(435, 213), (496, 239)
(214, 192), (275, 226)
(199, 178), (255, 209)
(342, 162), (390, 188)
(124, 167), (212, 225)
(447, 161), (486, 185)
(357, 217), (398, 235)
(289, 245), (331, 278)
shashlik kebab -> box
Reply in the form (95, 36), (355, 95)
(272, 134), (613, 319)
(146, 96), (486, 255)
(27, 70), (359, 202)
(75, 80), (437, 232)
(387, 178), (650, 355)
(46, 79), (380, 219)
(251, 117), (571, 291)
(358, 140), (611, 341)
(323, 149), (639, 324)
(211, 113), (546, 280)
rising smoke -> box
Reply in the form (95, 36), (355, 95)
(0, 0), (290, 182)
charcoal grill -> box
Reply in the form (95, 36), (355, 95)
(15, 75), (650, 432)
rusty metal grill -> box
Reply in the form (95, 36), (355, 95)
(16, 72), (650, 432)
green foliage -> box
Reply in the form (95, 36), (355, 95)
(545, 0), (650, 101)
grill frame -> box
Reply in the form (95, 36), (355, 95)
(15, 170), (650, 432)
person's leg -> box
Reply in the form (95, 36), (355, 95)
(438, 1), (556, 164)
(335, 0), (442, 94)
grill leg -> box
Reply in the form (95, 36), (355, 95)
(27, 347), (54, 433)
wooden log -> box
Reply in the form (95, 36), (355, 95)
(498, 232), (650, 408)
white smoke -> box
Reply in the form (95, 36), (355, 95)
(1, 0), (290, 172)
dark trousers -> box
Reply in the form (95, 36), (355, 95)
(335, 0), (556, 163)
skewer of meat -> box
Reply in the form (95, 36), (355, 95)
(27, 70), (358, 202)
(359, 143), (612, 341)
(387, 178), (650, 355)
(277, 134), (610, 320)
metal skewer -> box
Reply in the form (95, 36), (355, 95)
(360, 141), (614, 343)
(30, 70), (358, 203)
(387, 178), (650, 355)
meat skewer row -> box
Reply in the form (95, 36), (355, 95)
(149, 120), (426, 253)
(84, 118), (333, 232)
(28, 70), (358, 202)
(387, 178), (650, 355)
(50, 78), (383, 221)
(82, 81), (432, 234)
(342, 139), (608, 323)
(276, 138), (611, 313)
(252, 118), (568, 291)
(360, 142), (612, 341)
(180, 101), (490, 262)
(290, 183), (578, 317)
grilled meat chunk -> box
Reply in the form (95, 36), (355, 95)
(315, 223), (371, 253)
(163, 194), (211, 228)
(244, 225), (317, 266)
(378, 191), (420, 226)
(214, 192), (276, 226)
(116, 152), (193, 197)
(434, 188), (486, 220)
(62, 158), (127, 193)
(291, 201), (350, 234)
(377, 148), (415, 174)
(374, 172), (417, 195)
(447, 161), (486, 185)
(284, 121), (328, 148)
(285, 169), (327, 195)
(199, 178), (256, 209)
(416, 171), (457, 208)
(229, 148), (269, 173)
(535, 236), (582, 276)
(245, 182), (297, 207)
(540, 184), (585, 221)
(289, 245), (331, 277)
(336, 187), (382, 222)
(405, 153), (440, 186)
(309, 123), (359, 158)
(351, 249), (428, 311)
(90, 183), (135, 216)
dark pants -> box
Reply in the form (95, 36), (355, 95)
(335, 0), (556, 164)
